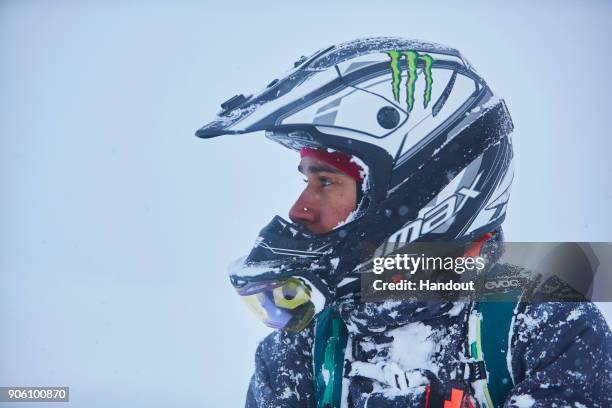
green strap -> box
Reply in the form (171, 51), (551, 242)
(313, 308), (349, 408)
(473, 262), (525, 407)
(475, 300), (516, 407)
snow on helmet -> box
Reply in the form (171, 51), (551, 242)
(196, 37), (514, 331)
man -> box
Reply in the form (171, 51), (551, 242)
(197, 38), (611, 407)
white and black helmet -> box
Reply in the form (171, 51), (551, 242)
(197, 37), (514, 314)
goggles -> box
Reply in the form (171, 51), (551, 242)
(231, 274), (326, 333)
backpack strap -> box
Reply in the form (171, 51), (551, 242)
(313, 308), (349, 408)
(469, 263), (524, 407)
(472, 300), (517, 407)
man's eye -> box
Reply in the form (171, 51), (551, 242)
(303, 178), (308, 183)
(319, 177), (333, 187)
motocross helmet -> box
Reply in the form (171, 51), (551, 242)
(196, 37), (514, 332)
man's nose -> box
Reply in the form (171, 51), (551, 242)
(289, 188), (319, 226)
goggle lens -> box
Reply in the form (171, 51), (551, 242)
(235, 278), (316, 332)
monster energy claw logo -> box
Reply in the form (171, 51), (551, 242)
(386, 50), (434, 112)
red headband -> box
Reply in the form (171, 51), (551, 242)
(299, 147), (364, 184)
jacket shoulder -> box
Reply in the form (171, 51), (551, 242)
(507, 301), (612, 406)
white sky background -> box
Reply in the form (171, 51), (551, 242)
(1, 1), (611, 407)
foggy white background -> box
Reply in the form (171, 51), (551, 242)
(1, 1), (611, 406)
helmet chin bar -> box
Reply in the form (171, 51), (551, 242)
(229, 216), (339, 291)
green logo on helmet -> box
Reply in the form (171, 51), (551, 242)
(386, 50), (434, 112)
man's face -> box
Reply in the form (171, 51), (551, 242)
(289, 155), (358, 235)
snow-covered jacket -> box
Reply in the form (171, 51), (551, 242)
(245, 267), (612, 407)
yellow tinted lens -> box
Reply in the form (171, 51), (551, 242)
(272, 278), (311, 310)
(241, 293), (272, 321)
